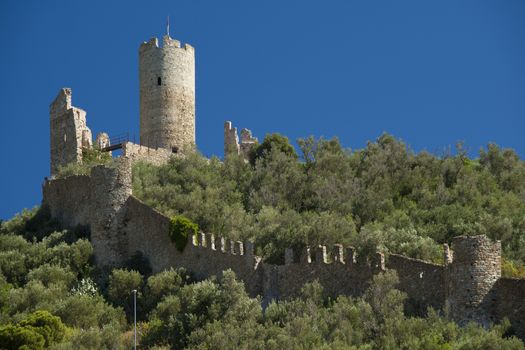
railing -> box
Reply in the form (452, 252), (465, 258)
(101, 132), (136, 152)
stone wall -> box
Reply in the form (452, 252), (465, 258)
(223, 120), (258, 159)
(41, 165), (525, 337)
(224, 121), (240, 156)
(42, 175), (91, 228)
(122, 142), (173, 166)
(492, 278), (525, 339)
(139, 35), (195, 153)
(123, 196), (264, 296)
(445, 235), (501, 326)
(89, 158), (133, 267)
(49, 88), (92, 176)
(387, 254), (445, 314)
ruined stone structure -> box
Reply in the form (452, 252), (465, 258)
(41, 165), (525, 337)
(224, 121), (258, 159)
(49, 34), (193, 177)
(121, 142), (173, 166)
(43, 32), (525, 340)
(49, 88), (92, 176)
(224, 121), (240, 156)
(445, 235), (502, 326)
(139, 35), (195, 153)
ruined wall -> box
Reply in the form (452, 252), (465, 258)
(122, 142), (173, 166)
(224, 121), (258, 159)
(275, 246), (379, 300)
(387, 254), (445, 313)
(239, 128), (258, 158)
(49, 88), (92, 176)
(445, 235), (502, 326)
(123, 196), (263, 296)
(139, 36), (195, 152)
(89, 158), (133, 267)
(224, 121), (240, 156)
(42, 170), (525, 336)
(42, 175), (91, 228)
(492, 278), (525, 339)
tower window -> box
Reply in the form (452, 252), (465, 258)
(157, 77), (162, 86)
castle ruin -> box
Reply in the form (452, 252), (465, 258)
(43, 33), (525, 339)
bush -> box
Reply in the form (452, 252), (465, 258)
(169, 216), (198, 252)
(0, 310), (65, 349)
(0, 324), (45, 350)
(107, 269), (143, 322)
(19, 310), (65, 347)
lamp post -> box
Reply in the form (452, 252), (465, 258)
(132, 289), (137, 350)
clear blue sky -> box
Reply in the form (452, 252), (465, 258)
(0, 0), (524, 220)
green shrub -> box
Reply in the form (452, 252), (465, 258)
(108, 269), (143, 322)
(0, 324), (45, 350)
(169, 216), (198, 252)
(19, 310), (65, 347)
(0, 310), (65, 349)
(502, 259), (525, 279)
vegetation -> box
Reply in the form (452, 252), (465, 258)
(0, 207), (524, 349)
(55, 147), (112, 178)
(133, 134), (525, 270)
(169, 216), (199, 252)
(2, 133), (524, 348)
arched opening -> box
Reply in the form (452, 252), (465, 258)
(157, 77), (162, 86)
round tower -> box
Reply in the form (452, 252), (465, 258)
(139, 35), (195, 152)
(445, 235), (501, 326)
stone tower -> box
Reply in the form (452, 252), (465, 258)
(49, 88), (92, 176)
(445, 235), (501, 326)
(139, 35), (195, 152)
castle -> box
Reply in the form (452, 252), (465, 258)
(42, 34), (525, 338)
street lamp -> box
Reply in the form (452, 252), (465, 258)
(132, 289), (137, 350)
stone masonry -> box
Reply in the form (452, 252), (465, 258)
(445, 235), (502, 326)
(224, 121), (258, 159)
(224, 121), (240, 156)
(41, 162), (525, 339)
(44, 32), (525, 340)
(49, 88), (92, 176)
(139, 35), (195, 153)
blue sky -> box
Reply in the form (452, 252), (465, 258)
(0, 0), (524, 220)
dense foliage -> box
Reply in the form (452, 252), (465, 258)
(133, 134), (525, 272)
(0, 208), (524, 349)
(169, 216), (199, 252)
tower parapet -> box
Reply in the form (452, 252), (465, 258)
(139, 35), (195, 153)
(445, 235), (501, 325)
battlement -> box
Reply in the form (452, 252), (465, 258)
(139, 35), (194, 52)
(284, 245), (385, 270)
(190, 233), (261, 269)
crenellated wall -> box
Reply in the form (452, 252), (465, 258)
(41, 162), (525, 339)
